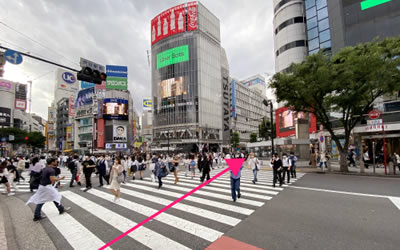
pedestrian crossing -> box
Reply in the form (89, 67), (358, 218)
(25, 168), (305, 249)
(0, 168), (73, 194)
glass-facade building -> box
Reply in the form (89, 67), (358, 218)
(305, 0), (332, 55)
(151, 2), (227, 152)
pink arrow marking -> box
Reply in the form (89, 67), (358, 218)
(99, 158), (245, 249)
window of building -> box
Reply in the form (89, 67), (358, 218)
(305, 0), (316, 9)
(307, 16), (318, 30)
(306, 6), (317, 19)
(317, 7), (328, 20)
(319, 29), (331, 43)
(307, 27), (318, 40)
(318, 18), (330, 31)
(316, 0), (327, 10)
(320, 40), (331, 49)
(309, 37), (319, 51)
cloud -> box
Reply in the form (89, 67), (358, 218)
(0, 0), (274, 119)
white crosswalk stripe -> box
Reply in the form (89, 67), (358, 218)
(30, 169), (305, 249)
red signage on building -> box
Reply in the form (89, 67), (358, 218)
(151, 2), (197, 45)
(368, 109), (380, 119)
(187, 1), (198, 31)
(68, 96), (75, 117)
(97, 118), (105, 149)
(15, 99), (27, 110)
(275, 107), (317, 138)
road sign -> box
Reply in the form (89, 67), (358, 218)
(368, 109), (381, 119)
(4, 49), (23, 65)
(80, 57), (105, 72)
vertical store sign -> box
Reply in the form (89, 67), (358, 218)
(187, 1), (198, 31)
(222, 75), (231, 143)
(69, 96), (75, 117)
(106, 65), (128, 90)
(97, 118), (105, 148)
(231, 79), (237, 118)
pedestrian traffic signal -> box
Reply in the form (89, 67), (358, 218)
(77, 67), (107, 84)
(24, 136), (28, 141)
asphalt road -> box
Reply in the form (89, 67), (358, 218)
(226, 173), (400, 250)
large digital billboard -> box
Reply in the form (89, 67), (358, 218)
(151, 2), (197, 45)
(157, 45), (189, 69)
(161, 77), (186, 98)
(103, 98), (128, 120)
(275, 107), (317, 138)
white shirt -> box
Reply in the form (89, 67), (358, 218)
(282, 157), (292, 167)
(249, 157), (259, 170)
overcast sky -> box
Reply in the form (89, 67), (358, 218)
(0, 0), (275, 120)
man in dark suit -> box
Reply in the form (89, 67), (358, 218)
(271, 153), (283, 187)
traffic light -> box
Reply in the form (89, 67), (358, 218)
(24, 136), (28, 141)
(77, 67), (107, 84)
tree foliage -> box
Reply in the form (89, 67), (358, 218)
(230, 132), (240, 149)
(259, 119), (275, 140)
(0, 128), (45, 149)
(271, 37), (400, 172)
(250, 132), (258, 143)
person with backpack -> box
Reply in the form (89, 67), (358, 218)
(229, 154), (244, 202)
(183, 155), (190, 177)
(189, 154), (197, 179)
(81, 155), (96, 191)
(29, 157), (42, 191)
(109, 157), (123, 202)
(200, 153), (211, 183)
(67, 155), (78, 187)
(130, 156), (138, 180)
(96, 155), (109, 187)
(154, 155), (168, 189)
(248, 153), (260, 184)
(288, 152), (298, 178)
(138, 155), (146, 180)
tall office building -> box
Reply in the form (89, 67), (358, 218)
(273, 0), (308, 73)
(151, 1), (228, 152)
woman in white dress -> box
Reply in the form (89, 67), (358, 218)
(109, 157), (123, 202)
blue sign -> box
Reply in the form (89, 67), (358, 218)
(62, 72), (76, 84)
(1, 137), (6, 142)
(81, 81), (96, 89)
(106, 65), (128, 78)
(75, 87), (95, 108)
(232, 79), (237, 118)
(4, 50), (23, 65)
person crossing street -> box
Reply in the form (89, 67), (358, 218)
(26, 157), (71, 221)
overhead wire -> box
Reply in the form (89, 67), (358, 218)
(0, 21), (80, 67)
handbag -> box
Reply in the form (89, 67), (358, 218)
(117, 173), (124, 184)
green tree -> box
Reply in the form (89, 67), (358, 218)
(250, 132), (258, 143)
(271, 37), (400, 172)
(259, 119), (275, 140)
(230, 132), (240, 149)
(27, 132), (45, 149)
(0, 127), (27, 144)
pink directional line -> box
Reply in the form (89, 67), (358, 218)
(99, 158), (245, 249)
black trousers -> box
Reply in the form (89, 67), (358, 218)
(158, 176), (163, 188)
(99, 173), (109, 186)
(84, 169), (93, 188)
(201, 170), (210, 182)
(273, 168), (282, 187)
(70, 168), (77, 187)
(282, 167), (290, 183)
(290, 165), (296, 178)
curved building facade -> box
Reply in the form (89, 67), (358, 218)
(151, 2), (226, 152)
(273, 0), (308, 73)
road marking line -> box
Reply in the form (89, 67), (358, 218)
(42, 200), (111, 250)
(112, 186), (240, 226)
(88, 188), (224, 242)
(124, 182), (254, 215)
(288, 186), (400, 211)
(143, 178), (266, 206)
(62, 191), (190, 250)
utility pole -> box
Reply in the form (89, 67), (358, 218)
(263, 99), (274, 155)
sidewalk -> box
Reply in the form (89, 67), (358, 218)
(255, 160), (400, 177)
(0, 194), (56, 250)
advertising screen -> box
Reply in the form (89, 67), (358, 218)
(113, 125), (127, 142)
(276, 107), (317, 137)
(75, 87), (95, 108)
(103, 98), (128, 120)
(157, 45), (189, 69)
(161, 77), (186, 98)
